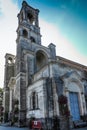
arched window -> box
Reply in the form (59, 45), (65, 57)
(36, 50), (48, 71)
(27, 13), (35, 25)
(20, 12), (23, 22)
(8, 57), (13, 64)
(30, 36), (36, 43)
(30, 92), (38, 110)
(23, 29), (28, 38)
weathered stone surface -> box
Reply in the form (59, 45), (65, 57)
(59, 116), (70, 130)
(3, 1), (87, 129)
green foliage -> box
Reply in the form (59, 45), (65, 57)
(3, 112), (8, 122)
(14, 99), (19, 105)
(10, 99), (19, 123)
(12, 116), (18, 123)
(0, 88), (3, 92)
(14, 107), (19, 113)
(0, 103), (4, 122)
(29, 116), (35, 129)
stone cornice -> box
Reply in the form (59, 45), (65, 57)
(57, 56), (87, 71)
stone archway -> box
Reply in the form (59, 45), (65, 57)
(63, 71), (84, 121)
(68, 78), (83, 93)
(35, 50), (48, 71)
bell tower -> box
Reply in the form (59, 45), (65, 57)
(15, 1), (42, 126)
(16, 0), (41, 45)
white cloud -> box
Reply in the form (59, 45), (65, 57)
(40, 19), (87, 66)
(0, 0), (87, 88)
(0, 0), (19, 87)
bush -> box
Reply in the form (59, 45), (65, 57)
(14, 99), (19, 105)
(14, 107), (19, 113)
(29, 117), (35, 128)
(3, 112), (8, 122)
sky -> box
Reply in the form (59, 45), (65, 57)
(0, 0), (87, 87)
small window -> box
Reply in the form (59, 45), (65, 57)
(27, 13), (35, 24)
(32, 92), (36, 109)
(8, 57), (13, 64)
(23, 29), (28, 38)
(30, 92), (38, 110)
(21, 13), (23, 21)
(30, 36), (35, 43)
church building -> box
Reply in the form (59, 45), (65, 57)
(3, 1), (87, 128)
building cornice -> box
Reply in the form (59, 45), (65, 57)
(57, 56), (87, 71)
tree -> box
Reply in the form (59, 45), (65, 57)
(0, 88), (3, 122)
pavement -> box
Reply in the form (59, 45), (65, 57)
(0, 126), (29, 130)
(0, 125), (87, 130)
(73, 127), (87, 130)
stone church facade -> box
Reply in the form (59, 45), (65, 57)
(3, 1), (87, 128)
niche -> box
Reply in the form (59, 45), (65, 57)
(23, 29), (28, 38)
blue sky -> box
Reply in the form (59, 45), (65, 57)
(0, 0), (87, 87)
(13, 0), (87, 56)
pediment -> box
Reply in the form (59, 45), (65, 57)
(70, 71), (81, 80)
(62, 71), (81, 80)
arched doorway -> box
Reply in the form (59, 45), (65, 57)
(35, 50), (48, 71)
(68, 82), (81, 121)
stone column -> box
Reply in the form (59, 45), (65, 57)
(52, 78), (59, 116)
(18, 72), (26, 127)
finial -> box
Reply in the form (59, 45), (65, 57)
(22, 1), (28, 6)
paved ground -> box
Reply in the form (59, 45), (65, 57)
(0, 126), (87, 130)
(73, 127), (87, 130)
(0, 126), (29, 130)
